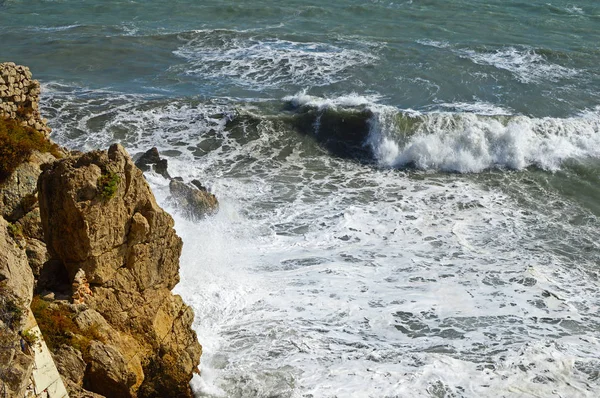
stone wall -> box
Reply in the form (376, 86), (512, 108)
(0, 62), (51, 136)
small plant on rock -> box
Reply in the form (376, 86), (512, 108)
(0, 295), (24, 330)
(97, 171), (120, 200)
(21, 328), (40, 348)
(6, 222), (23, 239)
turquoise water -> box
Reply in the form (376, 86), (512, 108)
(2, 1), (600, 397)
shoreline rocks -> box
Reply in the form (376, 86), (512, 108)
(135, 147), (219, 220)
(37, 144), (202, 397)
(0, 64), (206, 397)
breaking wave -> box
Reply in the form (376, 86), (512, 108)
(284, 93), (600, 172)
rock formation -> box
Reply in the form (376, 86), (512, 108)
(37, 144), (202, 397)
(0, 216), (35, 397)
(169, 179), (219, 220)
(134, 147), (170, 179)
(1, 63), (206, 397)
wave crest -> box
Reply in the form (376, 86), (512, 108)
(284, 93), (600, 172)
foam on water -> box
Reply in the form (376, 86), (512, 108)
(162, 155), (600, 397)
(41, 87), (600, 397)
(283, 91), (384, 109)
(457, 46), (580, 84)
(283, 92), (600, 172)
(379, 110), (600, 172)
(173, 30), (378, 89)
(416, 40), (581, 85)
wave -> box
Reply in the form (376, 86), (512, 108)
(283, 93), (600, 173)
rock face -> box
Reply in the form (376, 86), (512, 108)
(0, 216), (35, 397)
(0, 62), (51, 136)
(38, 144), (202, 397)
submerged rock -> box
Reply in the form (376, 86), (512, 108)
(169, 179), (219, 220)
(134, 147), (170, 179)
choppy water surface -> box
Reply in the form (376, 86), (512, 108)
(2, 0), (600, 396)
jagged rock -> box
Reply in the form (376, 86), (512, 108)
(0, 216), (35, 397)
(134, 147), (170, 179)
(0, 62), (51, 137)
(38, 144), (201, 397)
(169, 179), (218, 220)
(38, 143), (182, 288)
(0, 151), (54, 221)
(16, 207), (44, 240)
(24, 238), (48, 278)
(0, 344), (35, 397)
(53, 345), (86, 387)
(0, 216), (34, 307)
(72, 269), (93, 304)
(86, 341), (139, 397)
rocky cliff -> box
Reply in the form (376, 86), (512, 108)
(0, 63), (209, 397)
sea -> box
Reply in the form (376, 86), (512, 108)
(1, 1), (600, 397)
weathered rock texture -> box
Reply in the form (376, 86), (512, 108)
(0, 216), (35, 397)
(0, 63), (205, 397)
(0, 63), (60, 395)
(38, 144), (202, 397)
(134, 146), (219, 220)
(0, 62), (51, 136)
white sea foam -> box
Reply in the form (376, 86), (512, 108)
(416, 39), (451, 49)
(376, 110), (600, 172)
(283, 91), (383, 109)
(430, 101), (513, 116)
(283, 92), (600, 172)
(42, 89), (600, 397)
(173, 30), (378, 89)
(565, 5), (585, 15)
(27, 24), (81, 32)
(458, 46), (579, 84)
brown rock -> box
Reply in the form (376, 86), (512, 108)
(169, 179), (218, 220)
(0, 62), (51, 137)
(0, 216), (34, 306)
(0, 151), (55, 222)
(37, 144), (201, 397)
(25, 238), (49, 278)
(0, 217), (35, 396)
(17, 207), (44, 241)
(0, 344), (34, 397)
(53, 345), (87, 386)
(134, 147), (170, 179)
(85, 341), (139, 397)
(38, 144), (182, 288)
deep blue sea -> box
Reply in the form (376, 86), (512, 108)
(2, 1), (600, 397)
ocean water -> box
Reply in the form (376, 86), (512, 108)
(2, 0), (600, 396)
